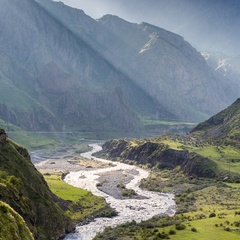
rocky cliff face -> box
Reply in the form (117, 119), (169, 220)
(102, 139), (217, 178)
(0, 129), (75, 239)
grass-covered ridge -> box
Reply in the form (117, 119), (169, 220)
(102, 133), (240, 182)
(0, 128), (74, 239)
(191, 98), (240, 146)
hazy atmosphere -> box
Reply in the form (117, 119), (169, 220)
(53, 0), (240, 55)
(1, 0), (240, 240)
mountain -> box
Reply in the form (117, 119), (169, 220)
(0, 128), (74, 239)
(202, 52), (240, 100)
(36, 0), (233, 122)
(0, 0), (174, 134)
(101, 98), (240, 182)
(70, 0), (240, 56)
(190, 98), (240, 146)
(0, 0), (234, 136)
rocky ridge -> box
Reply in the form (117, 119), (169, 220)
(102, 139), (217, 178)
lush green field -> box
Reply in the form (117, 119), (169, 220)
(43, 173), (116, 221)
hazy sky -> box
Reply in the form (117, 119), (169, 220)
(51, 0), (240, 56)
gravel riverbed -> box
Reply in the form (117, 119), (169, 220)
(64, 144), (176, 240)
(32, 144), (176, 240)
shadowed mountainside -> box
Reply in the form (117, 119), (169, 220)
(0, 0), (234, 136)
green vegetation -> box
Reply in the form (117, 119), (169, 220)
(0, 129), (74, 239)
(94, 166), (240, 239)
(43, 173), (115, 221)
(98, 99), (240, 239)
(117, 183), (137, 197)
(0, 201), (34, 240)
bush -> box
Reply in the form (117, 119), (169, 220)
(175, 223), (186, 230)
(169, 229), (176, 235)
(234, 221), (240, 227)
(209, 212), (216, 218)
(122, 189), (136, 197)
(191, 227), (197, 232)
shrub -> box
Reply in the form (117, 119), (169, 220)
(175, 223), (186, 230)
(169, 229), (176, 235)
(156, 232), (169, 239)
(122, 189), (136, 197)
(209, 212), (216, 218)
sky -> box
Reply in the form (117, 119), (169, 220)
(52, 0), (157, 24)
(51, 0), (240, 56)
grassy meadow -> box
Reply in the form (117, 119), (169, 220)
(43, 173), (116, 222)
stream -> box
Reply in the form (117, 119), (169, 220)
(64, 143), (176, 240)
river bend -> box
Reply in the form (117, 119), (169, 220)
(64, 144), (175, 240)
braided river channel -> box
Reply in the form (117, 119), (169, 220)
(62, 143), (176, 240)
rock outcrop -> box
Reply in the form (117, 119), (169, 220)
(102, 139), (217, 178)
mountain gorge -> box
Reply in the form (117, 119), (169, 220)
(0, 0), (236, 136)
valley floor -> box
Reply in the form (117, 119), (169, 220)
(32, 144), (175, 240)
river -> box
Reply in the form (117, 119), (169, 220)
(64, 143), (176, 240)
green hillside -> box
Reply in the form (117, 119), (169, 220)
(0, 128), (74, 239)
(96, 99), (240, 239)
(191, 98), (240, 146)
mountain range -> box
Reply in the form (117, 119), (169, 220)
(75, 0), (240, 56)
(0, 0), (237, 136)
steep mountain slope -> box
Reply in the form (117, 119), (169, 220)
(202, 52), (240, 100)
(96, 17), (230, 120)
(0, 128), (74, 239)
(190, 98), (240, 146)
(66, 0), (240, 56)
(0, 0), (234, 136)
(36, 0), (232, 122)
(0, 0), (159, 132)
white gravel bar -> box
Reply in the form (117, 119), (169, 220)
(64, 143), (176, 240)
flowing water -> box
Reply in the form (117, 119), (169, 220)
(64, 143), (176, 240)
